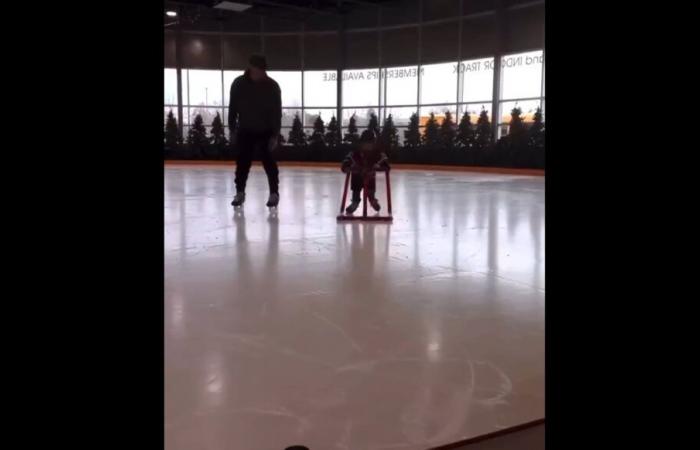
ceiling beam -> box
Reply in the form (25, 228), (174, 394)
(341, 0), (381, 7)
(166, 0), (308, 23)
(251, 0), (341, 16)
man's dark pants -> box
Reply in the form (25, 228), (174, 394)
(235, 130), (279, 194)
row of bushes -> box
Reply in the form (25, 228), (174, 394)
(163, 107), (545, 169)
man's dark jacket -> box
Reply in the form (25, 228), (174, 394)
(228, 70), (282, 135)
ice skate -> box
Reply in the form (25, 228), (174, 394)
(266, 192), (279, 208)
(231, 192), (246, 207)
(345, 199), (360, 214)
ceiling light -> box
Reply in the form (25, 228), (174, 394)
(214, 1), (252, 12)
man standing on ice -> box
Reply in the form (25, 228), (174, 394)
(228, 55), (282, 208)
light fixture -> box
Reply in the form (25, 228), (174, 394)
(213, 1), (252, 12)
(166, 11), (177, 17)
